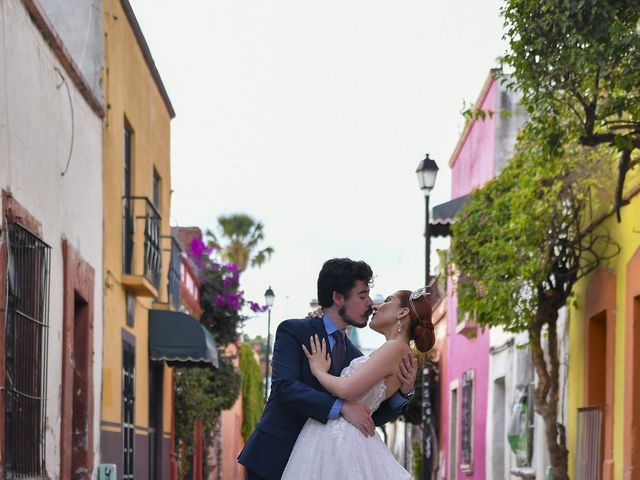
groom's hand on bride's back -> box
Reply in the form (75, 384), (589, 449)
(341, 401), (375, 437)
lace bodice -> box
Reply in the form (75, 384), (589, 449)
(339, 355), (387, 412)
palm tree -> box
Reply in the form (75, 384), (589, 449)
(206, 213), (274, 272)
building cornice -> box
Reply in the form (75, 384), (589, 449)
(20, 0), (105, 118)
(448, 68), (501, 168)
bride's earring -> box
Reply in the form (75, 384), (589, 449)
(397, 319), (402, 333)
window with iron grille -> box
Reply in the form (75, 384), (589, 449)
(168, 237), (181, 310)
(460, 369), (475, 474)
(4, 222), (51, 477)
(122, 341), (136, 480)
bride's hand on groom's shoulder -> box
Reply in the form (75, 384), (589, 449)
(397, 354), (418, 396)
(302, 334), (331, 376)
(305, 307), (323, 319)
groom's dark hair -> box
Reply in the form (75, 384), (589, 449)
(317, 258), (373, 308)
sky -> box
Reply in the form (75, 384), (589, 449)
(129, 0), (507, 348)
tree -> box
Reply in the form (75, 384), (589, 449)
(449, 138), (619, 479)
(207, 214), (274, 272)
(239, 343), (264, 441)
(174, 357), (241, 476)
(500, 0), (640, 221)
(173, 237), (248, 475)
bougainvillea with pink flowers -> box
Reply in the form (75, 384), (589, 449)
(189, 237), (267, 344)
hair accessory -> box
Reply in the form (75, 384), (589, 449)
(410, 286), (428, 301)
(409, 286), (429, 323)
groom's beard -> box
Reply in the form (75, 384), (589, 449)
(338, 305), (373, 329)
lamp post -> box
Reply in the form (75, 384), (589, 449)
(415, 153), (439, 480)
(263, 286), (275, 402)
(415, 153), (439, 286)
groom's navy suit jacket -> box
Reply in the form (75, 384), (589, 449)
(238, 316), (402, 480)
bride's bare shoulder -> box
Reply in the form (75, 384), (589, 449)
(371, 340), (410, 359)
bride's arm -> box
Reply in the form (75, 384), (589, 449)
(303, 335), (407, 401)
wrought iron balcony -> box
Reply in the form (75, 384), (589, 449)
(168, 235), (182, 310)
(122, 196), (162, 297)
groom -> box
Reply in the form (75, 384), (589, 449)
(238, 258), (418, 480)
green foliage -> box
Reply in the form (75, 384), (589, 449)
(174, 355), (241, 475)
(210, 354), (243, 411)
(500, 0), (640, 216)
(501, 0), (640, 137)
(207, 213), (274, 272)
(450, 91), (620, 480)
(239, 343), (265, 441)
(412, 442), (422, 479)
(174, 367), (212, 474)
(173, 217), (272, 474)
(450, 138), (616, 332)
(449, 2), (637, 477)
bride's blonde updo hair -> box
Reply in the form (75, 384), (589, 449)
(397, 288), (434, 353)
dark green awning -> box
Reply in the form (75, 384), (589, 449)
(149, 310), (219, 368)
(430, 194), (471, 238)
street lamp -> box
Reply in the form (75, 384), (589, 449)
(415, 153), (438, 480)
(264, 286), (275, 402)
(415, 153), (439, 286)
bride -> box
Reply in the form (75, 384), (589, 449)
(281, 287), (434, 480)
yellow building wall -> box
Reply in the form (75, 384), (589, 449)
(101, 0), (174, 459)
(567, 165), (640, 480)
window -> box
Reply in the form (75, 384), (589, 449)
(122, 341), (136, 480)
(448, 381), (459, 480)
(124, 124), (132, 198)
(152, 171), (160, 209)
(126, 292), (135, 327)
(148, 362), (163, 478)
(168, 238), (181, 310)
(4, 223), (51, 476)
(460, 369), (475, 474)
(123, 123), (134, 274)
(492, 377), (506, 478)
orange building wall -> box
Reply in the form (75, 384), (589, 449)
(216, 343), (245, 480)
(220, 394), (245, 480)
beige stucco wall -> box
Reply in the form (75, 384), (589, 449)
(100, 0), (174, 470)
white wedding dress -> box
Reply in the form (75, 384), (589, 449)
(281, 355), (413, 479)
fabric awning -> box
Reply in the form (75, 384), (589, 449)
(149, 309), (219, 368)
(429, 194), (471, 237)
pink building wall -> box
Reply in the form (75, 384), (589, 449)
(450, 81), (497, 199)
(440, 74), (497, 479)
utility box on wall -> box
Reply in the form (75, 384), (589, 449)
(97, 464), (117, 480)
